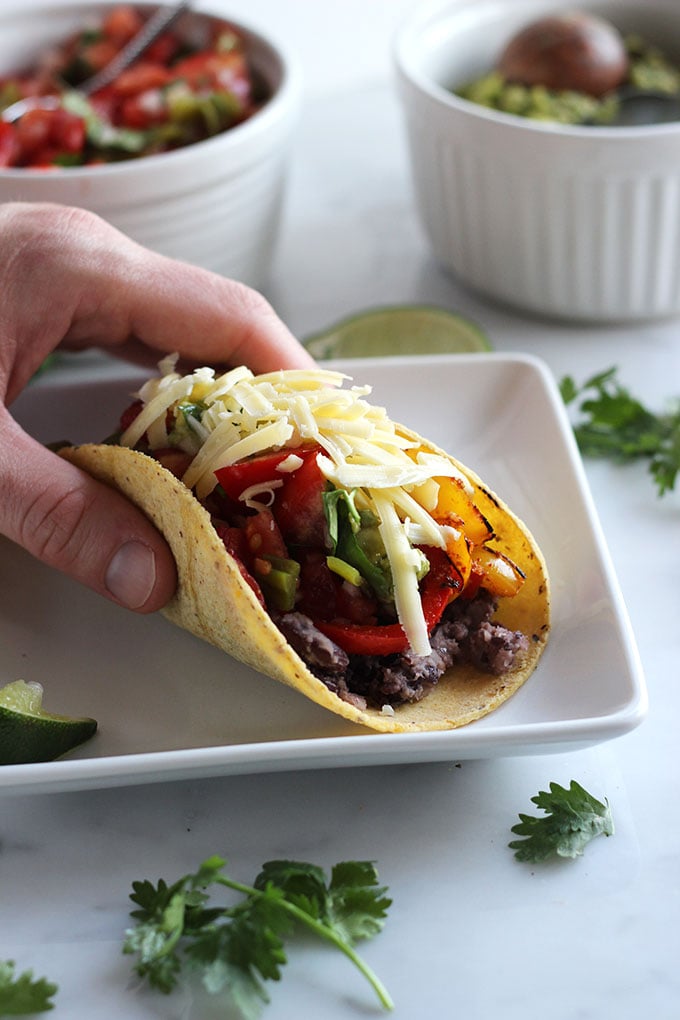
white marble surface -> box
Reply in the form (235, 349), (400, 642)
(3, 2), (680, 1018)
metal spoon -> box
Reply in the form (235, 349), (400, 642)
(608, 89), (680, 126)
(1, 0), (191, 123)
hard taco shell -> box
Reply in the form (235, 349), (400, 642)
(60, 431), (549, 733)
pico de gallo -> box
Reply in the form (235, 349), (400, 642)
(111, 360), (529, 697)
(0, 4), (264, 169)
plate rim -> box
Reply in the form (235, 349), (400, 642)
(2, 351), (648, 794)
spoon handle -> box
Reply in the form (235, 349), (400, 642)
(82, 0), (192, 95)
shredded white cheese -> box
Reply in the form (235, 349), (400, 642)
(371, 491), (432, 656)
(120, 360), (470, 656)
(241, 480), (284, 509)
(276, 453), (304, 473)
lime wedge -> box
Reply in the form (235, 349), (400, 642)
(303, 305), (492, 360)
(0, 680), (97, 765)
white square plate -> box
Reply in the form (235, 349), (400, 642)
(2, 353), (646, 794)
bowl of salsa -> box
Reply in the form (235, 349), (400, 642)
(0, 2), (300, 287)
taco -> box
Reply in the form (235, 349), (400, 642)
(60, 358), (550, 733)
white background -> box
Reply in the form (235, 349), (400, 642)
(2, 3), (680, 1020)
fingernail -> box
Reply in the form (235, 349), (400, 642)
(105, 541), (156, 609)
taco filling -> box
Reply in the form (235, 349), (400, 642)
(62, 358), (550, 731)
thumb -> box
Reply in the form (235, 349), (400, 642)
(0, 413), (176, 612)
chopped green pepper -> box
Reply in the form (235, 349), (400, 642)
(255, 555), (300, 612)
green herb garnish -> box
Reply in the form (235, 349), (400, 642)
(0, 960), (57, 1015)
(509, 780), (614, 862)
(323, 489), (393, 601)
(560, 367), (680, 496)
(123, 855), (393, 1018)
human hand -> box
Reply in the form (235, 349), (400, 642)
(0, 202), (315, 613)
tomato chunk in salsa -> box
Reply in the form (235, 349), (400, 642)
(0, 4), (264, 168)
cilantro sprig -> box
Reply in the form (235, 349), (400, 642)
(509, 780), (614, 862)
(123, 855), (393, 1018)
(560, 367), (680, 496)
(0, 960), (57, 1015)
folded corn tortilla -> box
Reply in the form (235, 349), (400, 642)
(60, 396), (549, 733)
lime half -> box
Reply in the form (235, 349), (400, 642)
(303, 305), (492, 360)
(0, 680), (97, 765)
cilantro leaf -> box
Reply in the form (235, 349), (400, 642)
(252, 859), (391, 945)
(509, 780), (614, 862)
(560, 367), (680, 496)
(253, 859), (329, 919)
(328, 861), (392, 943)
(124, 860), (225, 993)
(123, 856), (394, 1017)
(183, 893), (290, 1020)
(0, 960), (57, 1015)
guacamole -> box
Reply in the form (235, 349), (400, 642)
(457, 34), (680, 126)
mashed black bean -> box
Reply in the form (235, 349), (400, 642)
(277, 590), (528, 711)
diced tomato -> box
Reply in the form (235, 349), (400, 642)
(171, 51), (217, 87)
(244, 508), (288, 560)
(213, 522), (265, 607)
(153, 448), (194, 479)
(13, 107), (85, 165)
(118, 90), (166, 129)
(215, 515), (291, 611)
(119, 400), (143, 432)
(215, 450), (297, 503)
(29, 147), (65, 169)
(274, 451), (328, 547)
(172, 49), (251, 98)
(0, 122), (17, 167)
(88, 86), (117, 121)
(215, 445), (327, 547)
(215, 522), (248, 561)
(111, 62), (172, 97)
(296, 551), (339, 621)
(81, 39), (120, 73)
(102, 5), (144, 46)
(213, 50), (252, 100)
(144, 33), (180, 66)
(334, 579), (379, 626)
(48, 109), (86, 153)
(15, 108), (52, 156)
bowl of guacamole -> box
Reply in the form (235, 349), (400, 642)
(394, 0), (680, 322)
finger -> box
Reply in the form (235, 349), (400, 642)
(0, 412), (177, 613)
(1, 205), (315, 405)
(54, 219), (316, 372)
(99, 266), (315, 373)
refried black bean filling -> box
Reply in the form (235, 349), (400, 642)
(276, 589), (528, 711)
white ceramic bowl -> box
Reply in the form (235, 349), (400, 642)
(0, 2), (300, 289)
(394, 0), (680, 322)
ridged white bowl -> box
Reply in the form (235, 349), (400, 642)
(0, 2), (300, 289)
(394, 0), (680, 322)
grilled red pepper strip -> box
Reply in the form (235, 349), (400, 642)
(313, 547), (462, 656)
